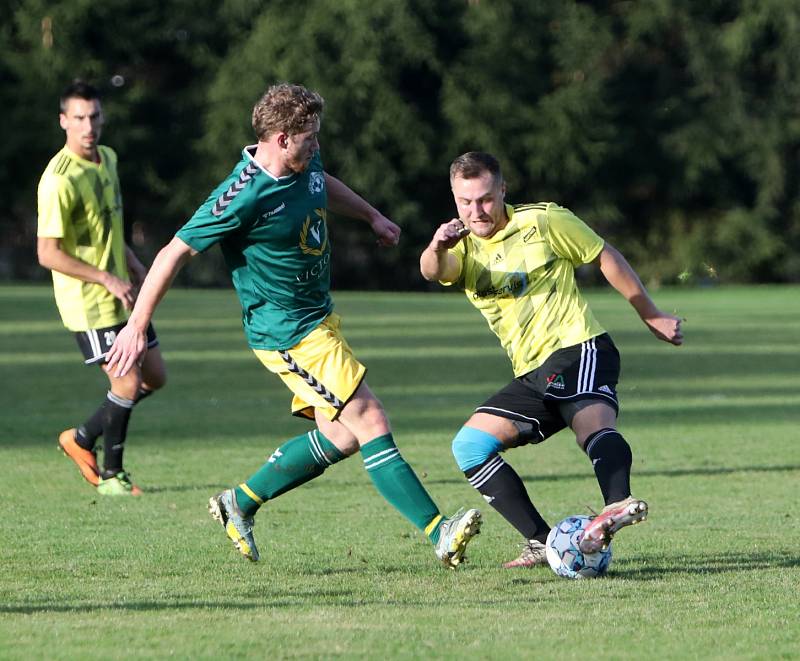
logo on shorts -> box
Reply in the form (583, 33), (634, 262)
(547, 373), (565, 390)
(598, 385), (614, 395)
(308, 171), (325, 195)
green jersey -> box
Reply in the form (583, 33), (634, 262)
(442, 203), (606, 376)
(177, 147), (332, 350)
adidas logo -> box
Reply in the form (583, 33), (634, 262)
(598, 385), (614, 395)
(482, 494), (495, 503)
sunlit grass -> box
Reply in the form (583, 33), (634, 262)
(1, 284), (798, 659)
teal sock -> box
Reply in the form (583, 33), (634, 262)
(360, 433), (444, 543)
(235, 429), (345, 517)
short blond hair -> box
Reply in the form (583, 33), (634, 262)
(252, 83), (324, 141)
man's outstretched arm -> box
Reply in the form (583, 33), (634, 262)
(324, 172), (400, 247)
(597, 242), (684, 345)
(106, 236), (196, 376)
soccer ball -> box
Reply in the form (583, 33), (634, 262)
(546, 515), (612, 579)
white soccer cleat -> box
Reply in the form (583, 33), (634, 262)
(434, 508), (482, 569)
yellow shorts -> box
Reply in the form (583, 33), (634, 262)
(253, 313), (366, 421)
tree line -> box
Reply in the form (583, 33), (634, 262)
(3, 0), (799, 288)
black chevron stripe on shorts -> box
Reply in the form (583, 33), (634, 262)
(211, 162), (260, 217)
(279, 350), (344, 410)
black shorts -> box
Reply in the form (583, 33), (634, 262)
(75, 322), (158, 365)
(476, 333), (620, 443)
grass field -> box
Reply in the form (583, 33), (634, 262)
(1, 283), (798, 660)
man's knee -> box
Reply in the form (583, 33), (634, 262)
(338, 382), (390, 442)
(563, 399), (617, 447)
(141, 352), (167, 391)
(451, 426), (504, 472)
(105, 368), (142, 400)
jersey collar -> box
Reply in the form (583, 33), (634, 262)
(243, 144), (298, 182)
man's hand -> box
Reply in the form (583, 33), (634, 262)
(106, 322), (148, 377)
(370, 214), (401, 247)
(429, 218), (470, 253)
(102, 273), (137, 310)
(643, 313), (684, 345)
(419, 219), (468, 282)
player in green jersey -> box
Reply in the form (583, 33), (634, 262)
(106, 83), (481, 567)
(37, 80), (167, 496)
(420, 151), (683, 567)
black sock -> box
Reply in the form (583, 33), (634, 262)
(76, 403), (106, 450)
(100, 392), (134, 476)
(465, 455), (550, 542)
(585, 428), (632, 505)
(134, 387), (153, 404)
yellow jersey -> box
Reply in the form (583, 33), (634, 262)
(37, 145), (128, 331)
(443, 202), (606, 376)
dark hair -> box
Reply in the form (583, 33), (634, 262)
(59, 80), (100, 113)
(449, 151), (503, 184)
(252, 83), (324, 140)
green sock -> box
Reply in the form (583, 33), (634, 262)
(360, 433), (444, 543)
(235, 429), (345, 517)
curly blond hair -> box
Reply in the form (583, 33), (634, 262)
(252, 83), (324, 141)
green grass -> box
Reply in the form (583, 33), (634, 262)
(1, 283), (798, 660)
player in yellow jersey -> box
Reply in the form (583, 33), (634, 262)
(421, 152), (683, 566)
(37, 81), (167, 495)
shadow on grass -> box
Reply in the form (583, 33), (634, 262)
(615, 550), (800, 580)
(425, 463), (800, 486)
(0, 586), (541, 614)
(4, 552), (796, 615)
(142, 484), (226, 494)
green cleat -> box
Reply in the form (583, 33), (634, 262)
(434, 508), (482, 569)
(208, 489), (260, 562)
(97, 471), (143, 496)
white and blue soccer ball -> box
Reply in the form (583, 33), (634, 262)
(546, 515), (612, 579)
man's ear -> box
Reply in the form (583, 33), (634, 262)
(277, 132), (290, 149)
(59, 113), (68, 130)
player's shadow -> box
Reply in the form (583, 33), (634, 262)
(135, 483), (229, 494)
(424, 463), (800, 485)
(612, 550), (800, 579)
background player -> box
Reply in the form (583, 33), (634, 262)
(37, 80), (167, 495)
(420, 151), (682, 567)
(105, 83), (480, 567)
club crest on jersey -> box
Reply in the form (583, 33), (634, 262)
(308, 171), (325, 195)
(299, 209), (328, 255)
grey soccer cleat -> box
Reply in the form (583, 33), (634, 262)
(434, 508), (482, 569)
(502, 539), (548, 569)
(208, 488), (260, 562)
(579, 496), (648, 554)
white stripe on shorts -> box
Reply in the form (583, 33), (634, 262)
(578, 338), (597, 393)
